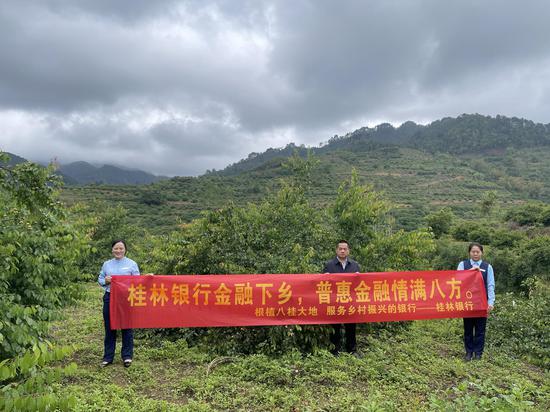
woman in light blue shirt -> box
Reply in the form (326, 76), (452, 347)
(457, 242), (495, 361)
(98, 239), (140, 367)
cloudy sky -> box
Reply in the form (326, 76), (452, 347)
(1, 0), (550, 176)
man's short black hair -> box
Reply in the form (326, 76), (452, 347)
(337, 239), (350, 248)
(468, 242), (483, 252)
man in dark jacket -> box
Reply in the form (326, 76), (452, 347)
(323, 240), (361, 355)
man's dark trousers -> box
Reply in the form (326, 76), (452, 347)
(331, 323), (356, 353)
(323, 257), (360, 353)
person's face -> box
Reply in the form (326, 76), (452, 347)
(112, 242), (126, 259)
(336, 243), (350, 260)
(469, 246), (482, 261)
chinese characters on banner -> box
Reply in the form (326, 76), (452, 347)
(109, 270), (487, 329)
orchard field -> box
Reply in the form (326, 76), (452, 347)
(1, 145), (549, 411)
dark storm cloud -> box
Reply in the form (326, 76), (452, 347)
(150, 120), (244, 156)
(42, 0), (177, 23)
(1, 0), (550, 175)
(263, 0), (550, 130)
(0, 0), (272, 112)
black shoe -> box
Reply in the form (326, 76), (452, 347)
(331, 345), (342, 356)
(464, 352), (473, 362)
(473, 353), (482, 360)
(101, 361), (112, 368)
(123, 359), (132, 368)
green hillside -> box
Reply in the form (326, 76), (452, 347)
(61, 114), (550, 233)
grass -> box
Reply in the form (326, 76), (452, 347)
(50, 283), (549, 411)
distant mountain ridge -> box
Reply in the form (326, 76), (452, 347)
(0, 153), (166, 185)
(58, 161), (167, 185)
(216, 114), (550, 175)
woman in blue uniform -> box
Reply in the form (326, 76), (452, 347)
(457, 242), (495, 361)
(98, 239), (140, 367)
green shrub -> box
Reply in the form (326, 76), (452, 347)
(505, 202), (548, 226)
(69, 201), (141, 280)
(490, 228), (525, 248)
(0, 155), (86, 358)
(0, 342), (77, 411)
(430, 239), (465, 270)
(488, 278), (550, 368)
(503, 236), (550, 290)
(425, 208), (455, 238)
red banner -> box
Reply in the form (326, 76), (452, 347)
(109, 270), (487, 329)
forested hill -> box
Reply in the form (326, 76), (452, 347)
(1, 152), (27, 167)
(218, 114), (550, 175)
(61, 113), (550, 232)
(410, 114), (550, 153)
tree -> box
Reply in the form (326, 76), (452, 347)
(505, 202), (547, 226)
(0, 153), (86, 358)
(480, 191), (497, 216)
(332, 169), (435, 272)
(509, 236), (550, 288)
(541, 207), (550, 226)
(425, 208), (455, 238)
(332, 169), (391, 249)
(139, 189), (166, 206)
(70, 202), (139, 278)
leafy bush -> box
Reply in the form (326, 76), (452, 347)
(0, 342), (77, 411)
(139, 190), (166, 206)
(359, 229), (434, 272)
(490, 228), (525, 248)
(0, 154), (86, 358)
(498, 236), (550, 290)
(489, 247), (517, 292)
(541, 207), (550, 226)
(70, 201), (141, 279)
(505, 201), (550, 226)
(513, 236), (550, 282)
(200, 324), (332, 356)
(425, 208), (455, 238)
(451, 221), (492, 244)
(451, 221), (475, 242)
(488, 278), (550, 368)
(430, 239), (466, 270)
(332, 170), (435, 272)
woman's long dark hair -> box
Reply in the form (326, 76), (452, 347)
(111, 239), (127, 249)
